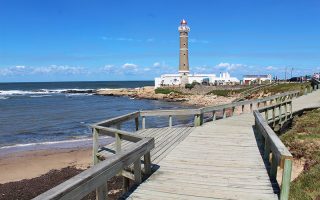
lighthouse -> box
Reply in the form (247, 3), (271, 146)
(154, 19), (239, 88)
(178, 19), (190, 85)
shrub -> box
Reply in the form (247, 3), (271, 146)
(185, 81), (200, 90)
(155, 88), (181, 94)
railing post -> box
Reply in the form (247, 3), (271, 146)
(279, 105), (282, 124)
(122, 177), (129, 194)
(142, 116), (146, 129)
(194, 114), (203, 126)
(135, 117), (139, 131)
(232, 106), (235, 116)
(96, 184), (107, 200)
(290, 101), (293, 118)
(257, 102), (260, 108)
(223, 108), (226, 118)
(194, 114), (198, 126)
(250, 103), (253, 112)
(93, 128), (99, 165)
(270, 153), (278, 180)
(169, 115), (172, 127)
(134, 159), (142, 184)
(115, 133), (121, 153)
(284, 102), (288, 121)
(144, 152), (152, 175)
(212, 111), (216, 122)
(241, 105), (245, 113)
(265, 110), (269, 122)
(272, 107), (276, 127)
(280, 159), (292, 200)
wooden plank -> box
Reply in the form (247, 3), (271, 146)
(94, 111), (139, 127)
(140, 109), (200, 117)
(92, 125), (143, 142)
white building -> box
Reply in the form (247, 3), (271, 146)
(154, 19), (239, 88)
(155, 72), (239, 88)
(243, 75), (272, 85)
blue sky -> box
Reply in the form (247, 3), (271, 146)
(0, 0), (320, 82)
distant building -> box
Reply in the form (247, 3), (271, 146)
(243, 74), (272, 85)
(154, 20), (239, 88)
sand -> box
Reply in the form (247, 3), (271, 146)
(0, 148), (92, 184)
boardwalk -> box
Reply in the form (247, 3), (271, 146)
(33, 89), (320, 200)
(127, 90), (320, 200)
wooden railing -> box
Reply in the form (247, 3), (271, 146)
(254, 106), (293, 200)
(140, 90), (300, 128)
(33, 136), (154, 200)
(258, 100), (293, 128)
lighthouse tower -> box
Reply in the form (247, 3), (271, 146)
(178, 19), (190, 86)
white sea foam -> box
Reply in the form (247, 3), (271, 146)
(30, 95), (53, 98)
(0, 136), (110, 150)
(0, 96), (9, 100)
(0, 88), (96, 96)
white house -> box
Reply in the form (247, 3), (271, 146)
(155, 72), (239, 88)
(243, 74), (272, 85)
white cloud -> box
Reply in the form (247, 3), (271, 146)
(266, 66), (277, 70)
(0, 65), (87, 76)
(192, 66), (211, 73)
(189, 38), (209, 44)
(32, 65), (86, 75)
(215, 63), (245, 71)
(153, 62), (161, 67)
(121, 63), (139, 74)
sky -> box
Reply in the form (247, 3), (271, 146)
(1, 0), (320, 82)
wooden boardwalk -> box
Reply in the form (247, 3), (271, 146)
(126, 90), (320, 200)
(128, 114), (279, 200)
(33, 90), (320, 200)
(98, 127), (194, 167)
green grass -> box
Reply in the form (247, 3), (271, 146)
(261, 83), (312, 95)
(207, 88), (249, 97)
(154, 88), (182, 94)
(280, 109), (320, 200)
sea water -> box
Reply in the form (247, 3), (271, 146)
(0, 81), (192, 152)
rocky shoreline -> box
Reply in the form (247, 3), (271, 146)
(96, 86), (236, 107)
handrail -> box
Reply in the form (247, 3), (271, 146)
(94, 111), (140, 127)
(33, 137), (154, 200)
(254, 110), (293, 200)
(95, 90), (300, 129)
(91, 125), (143, 142)
(140, 108), (201, 117)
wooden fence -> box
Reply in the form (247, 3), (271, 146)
(254, 107), (293, 200)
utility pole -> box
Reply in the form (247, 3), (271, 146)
(285, 67), (287, 81)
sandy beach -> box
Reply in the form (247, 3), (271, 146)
(0, 147), (92, 184)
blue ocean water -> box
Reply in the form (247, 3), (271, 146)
(0, 81), (192, 149)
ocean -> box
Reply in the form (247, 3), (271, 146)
(0, 81), (192, 152)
